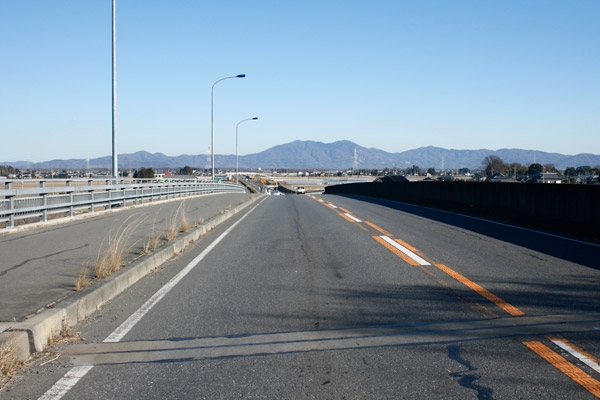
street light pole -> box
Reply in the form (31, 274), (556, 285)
(111, 0), (117, 179)
(236, 117), (258, 185)
(211, 74), (245, 180)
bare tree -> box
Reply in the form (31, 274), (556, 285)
(482, 155), (506, 177)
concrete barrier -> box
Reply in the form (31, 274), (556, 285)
(325, 181), (600, 243)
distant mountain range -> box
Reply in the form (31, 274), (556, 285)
(3, 140), (599, 170)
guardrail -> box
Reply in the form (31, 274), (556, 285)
(0, 178), (245, 229)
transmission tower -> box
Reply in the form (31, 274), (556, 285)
(352, 148), (359, 173)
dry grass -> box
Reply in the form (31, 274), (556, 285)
(47, 318), (79, 348)
(149, 232), (161, 250)
(74, 268), (90, 291)
(142, 219), (161, 253)
(180, 208), (190, 233)
(165, 201), (188, 241)
(0, 332), (20, 382)
(140, 241), (151, 255)
(164, 220), (178, 242)
(93, 215), (140, 279)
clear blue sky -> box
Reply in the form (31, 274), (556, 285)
(1, 0), (598, 162)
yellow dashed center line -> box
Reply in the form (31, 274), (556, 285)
(434, 263), (525, 316)
(312, 196), (524, 317)
(523, 341), (600, 398)
(364, 221), (393, 237)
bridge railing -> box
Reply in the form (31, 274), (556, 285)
(0, 178), (245, 229)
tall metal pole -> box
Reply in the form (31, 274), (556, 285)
(210, 74), (245, 181)
(111, 0), (118, 179)
(236, 117), (258, 185)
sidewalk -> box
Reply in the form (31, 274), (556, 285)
(0, 192), (264, 361)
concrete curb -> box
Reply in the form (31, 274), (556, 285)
(1, 194), (265, 362)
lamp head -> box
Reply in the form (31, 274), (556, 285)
(252, 117), (258, 120)
(237, 74), (246, 78)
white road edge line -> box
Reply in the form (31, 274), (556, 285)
(37, 198), (266, 400)
(38, 366), (94, 400)
(551, 339), (600, 374)
(344, 213), (362, 223)
(380, 235), (431, 266)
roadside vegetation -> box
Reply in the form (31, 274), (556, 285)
(0, 332), (20, 384)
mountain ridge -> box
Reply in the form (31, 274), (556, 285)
(2, 141), (599, 170)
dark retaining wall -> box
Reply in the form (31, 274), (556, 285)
(325, 181), (600, 243)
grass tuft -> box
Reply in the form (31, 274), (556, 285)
(47, 318), (79, 348)
(0, 332), (20, 381)
(75, 268), (90, 291)
(93, 215), (140, 279)
(165, 201), (188, 241)
(180, 208), (189, 233)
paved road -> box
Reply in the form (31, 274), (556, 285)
(2, 194), (600, 399)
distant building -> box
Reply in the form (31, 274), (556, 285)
(533, 173), (562, 184)
(487, 173), (518, 183)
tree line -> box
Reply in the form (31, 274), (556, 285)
(481, 155), (599, 180)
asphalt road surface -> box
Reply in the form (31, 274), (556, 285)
(3, 194), (600, 399)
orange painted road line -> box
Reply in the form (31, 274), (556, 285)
(394, 238), (424, 256)
(373, 236), (420, 266)
(434, 264), (525, 316)
(339, 207), (352, 214)
(418, 265), (498, 318)
(364, 221), (393, 237)
(523, 341), (600, 398)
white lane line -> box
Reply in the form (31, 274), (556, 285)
(380, 236), (430, 265)
(551, 339), (600, 374)
(344, 213), (362, 223)
(38, 198), (266, 400)
(106, 199), (265, 342)
(327, 203), (338, 209)
(38, 366), (94, 400)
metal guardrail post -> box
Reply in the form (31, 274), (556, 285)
(42, 194), (48, 222)
(88, 180), (94, 213)
(69, 193), (74, 217)
(7, 196), (15, 228)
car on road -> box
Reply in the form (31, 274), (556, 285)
(296, 186), (306, 194)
